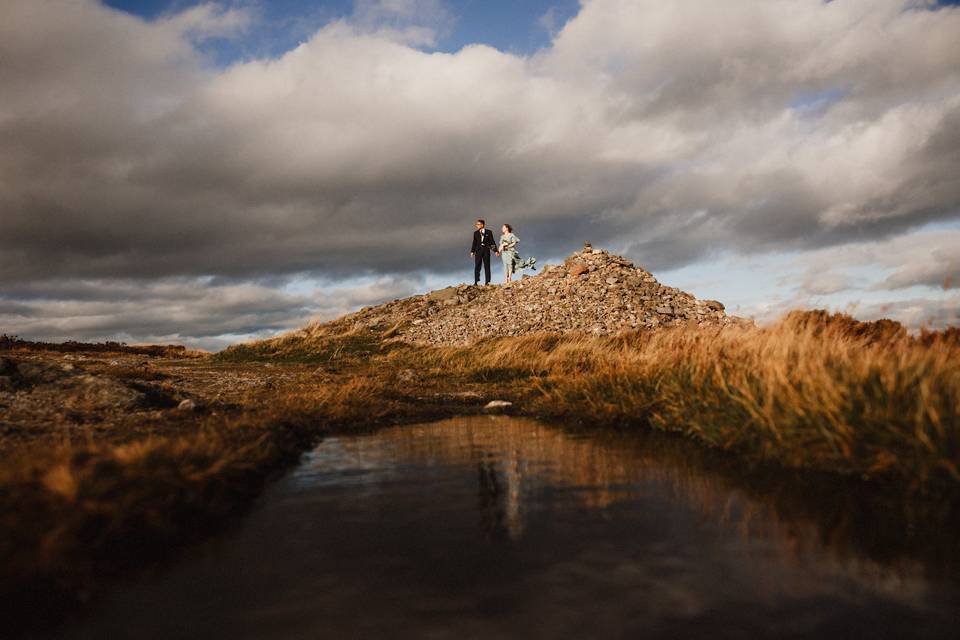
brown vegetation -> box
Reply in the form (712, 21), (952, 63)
(0, 334), (206, 358)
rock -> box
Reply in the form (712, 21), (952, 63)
(483, 400), (513, 412)
(704, 300), (725, 311)
(568, 264), (589, 277)
(177, 399), (197, 411)
(655, 305), (674, 315)
(605, 277), (619, 285)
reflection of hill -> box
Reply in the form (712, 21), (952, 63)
(310, 416), (959, 597)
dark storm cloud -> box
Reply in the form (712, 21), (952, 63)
(1, 0), (959, 343)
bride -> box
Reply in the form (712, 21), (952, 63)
(497, 224), (537, 283)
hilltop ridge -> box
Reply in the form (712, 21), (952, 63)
(251, 247), (742, 352)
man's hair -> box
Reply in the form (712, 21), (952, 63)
(503, 223), (512, 232)
(476, 219), (485, 225)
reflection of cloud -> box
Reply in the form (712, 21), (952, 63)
(2, 0), (959, 342)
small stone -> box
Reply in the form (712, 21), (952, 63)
(655, 305), (674, 315)
(483, 400), (513, 412)
(568, 264), (589, 277)
(177, 399), (197, 411)
(605, 277), (619, 285)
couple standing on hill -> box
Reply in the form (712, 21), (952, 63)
(470, 218), (537, 285)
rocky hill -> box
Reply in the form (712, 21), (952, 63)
(265, 246), (741, 350)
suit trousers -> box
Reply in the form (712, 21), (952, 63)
(474, 250), (491, 284)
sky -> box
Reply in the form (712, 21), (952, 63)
(1, 0), (959, 351)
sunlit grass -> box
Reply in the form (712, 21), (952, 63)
(382, 311), (960, 486)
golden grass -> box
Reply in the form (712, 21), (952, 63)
(383, 312), (960, 487)
(218, 323), (385, 366)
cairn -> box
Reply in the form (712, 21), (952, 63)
(324, 247), (738, 346)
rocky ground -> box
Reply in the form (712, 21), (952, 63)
(285, 247), (743, 348)
(0, 351), (319, 455)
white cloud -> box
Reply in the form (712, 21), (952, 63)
(156, 3), (252, 41)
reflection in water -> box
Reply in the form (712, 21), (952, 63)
(62, 416), (959, 640)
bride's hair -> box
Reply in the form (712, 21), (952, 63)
(503, 223), (513, 232)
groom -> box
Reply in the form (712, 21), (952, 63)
(470, 218), (498, 285)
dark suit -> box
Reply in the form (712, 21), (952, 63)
(471, 228), (496, 285)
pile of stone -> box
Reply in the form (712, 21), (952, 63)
(311, 246), (741, 347)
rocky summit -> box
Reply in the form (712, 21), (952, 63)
(306, 247), (742, 347)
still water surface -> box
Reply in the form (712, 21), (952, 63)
(62, 416), (958, 639)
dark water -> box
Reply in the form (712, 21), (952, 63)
(59, 416), (958, 639)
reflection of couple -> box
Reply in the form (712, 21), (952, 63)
(470, 218), (537, 285)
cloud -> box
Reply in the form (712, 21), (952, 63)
(877, 247), (960, 291)
(0, 275), (422, 350)
(784, 228), (960, 293)
(853, 295), (960, 330)
(157, 3), (251, 41)
(537, 7), (561, 36)
(1, 0), (959, 344)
